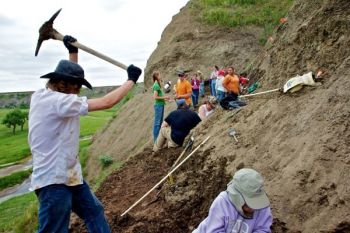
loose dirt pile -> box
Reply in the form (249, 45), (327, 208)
(71, 147), (230, 233)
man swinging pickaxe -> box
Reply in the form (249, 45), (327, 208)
(35, 8), (127, 70)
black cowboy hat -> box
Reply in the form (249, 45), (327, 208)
(40, 60), (92, 89)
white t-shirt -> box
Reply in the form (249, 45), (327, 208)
(28, 88), (88, 190)
(216, 75), (227, 92)
(198, 104), (214, 119)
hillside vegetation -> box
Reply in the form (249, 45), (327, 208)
(193, 0), (293, 43)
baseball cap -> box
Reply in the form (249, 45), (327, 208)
(176, 99), (186, 108)
(227, 168), (270, 209)
(218, 69), (226, 76)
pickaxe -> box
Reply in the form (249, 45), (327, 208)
(35, 8), (127, 70)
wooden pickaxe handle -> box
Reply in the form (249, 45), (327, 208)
(53, 31), (128, 70)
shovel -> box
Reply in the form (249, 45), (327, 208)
(240, 71), (321, 98)
(228, 129), (238, 142)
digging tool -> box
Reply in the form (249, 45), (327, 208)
(35, 8), (128, 70)
(168, 136), (194, 184)
(240, 71), (321, 98)
(120, 136), (210, 217)
(240, 88), (281, 98)
(228, 129), (238, 142)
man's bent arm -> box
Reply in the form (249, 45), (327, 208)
(88, 81), (134, 111)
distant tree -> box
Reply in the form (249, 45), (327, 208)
(1, 109), (28, 134)
(19, 103), (30, 109)
(19, 111), (28, 131)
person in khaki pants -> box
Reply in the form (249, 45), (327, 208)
(153, 99), (201, 152)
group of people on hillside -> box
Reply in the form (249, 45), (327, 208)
(151, 64), (249, 148)
(150, 68), (273, 232)
(28, 34), (272, 233)
(151, 68), (220, 150)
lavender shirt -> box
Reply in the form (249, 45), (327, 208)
(193, 191), (272, 233)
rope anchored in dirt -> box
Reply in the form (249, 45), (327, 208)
(120, 136), (210, 217)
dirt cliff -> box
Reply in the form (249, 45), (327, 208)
(80, 0), (350, 232)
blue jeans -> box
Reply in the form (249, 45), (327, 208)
(153, 105), (164, 142)
(192, 89), (199, 106)
(199, 82), (205, 97)
(217, 90), (226, 102)
(211, 79), (217, 97)
(35, 181), (111, 233)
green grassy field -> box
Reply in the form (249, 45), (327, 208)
(0, 192), (38, 233)
(0, 108), (115, 166)
(0, 169), (32, 191)
(0, 109), (30, 165)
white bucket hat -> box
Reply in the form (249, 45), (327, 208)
(227, 168), (270, 210)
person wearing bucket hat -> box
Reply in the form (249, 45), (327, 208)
(193, 168), (272, 233)
(198, 96), (218, 120)
(28, 35), (142, 233)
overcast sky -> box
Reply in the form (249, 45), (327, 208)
(0, 0), (189, 93)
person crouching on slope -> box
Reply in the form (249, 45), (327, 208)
(153, 99), (201, 152)
(198, 96), (218, 120)
(193, 168), (272, 233)
(28, 35), (142, 233)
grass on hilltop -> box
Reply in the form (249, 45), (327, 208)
(191, 0), (294, 44)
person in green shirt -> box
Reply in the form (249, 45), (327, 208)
(152, 71), (170, 142)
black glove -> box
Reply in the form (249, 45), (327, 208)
(63, 35), (78, 54)
(127, 64), (142, 83)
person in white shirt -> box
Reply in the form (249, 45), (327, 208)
(215, 69), (227, 102)
(198, 96), (218, 120)
(28, 35), (142, 233)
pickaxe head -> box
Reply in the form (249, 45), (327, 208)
(35, 8), (62, 56)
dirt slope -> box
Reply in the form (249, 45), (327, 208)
(79, 0), (350, 232)
(85, 2), (263, 182)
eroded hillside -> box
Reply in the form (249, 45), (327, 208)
(85, 2), (264, 182)
(80, 0), (350, 232)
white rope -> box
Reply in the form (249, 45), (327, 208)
(240, 88), (280, 98)
(120, 136), (211, 217)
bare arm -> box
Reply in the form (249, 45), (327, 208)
(88, 81), (134, 111)
(69, 53), (78, 63)
(67, 42), (134, 111)
(198, 105), (206, 120)
(161, 121), (169, 128)
(154, 91), (170, 100)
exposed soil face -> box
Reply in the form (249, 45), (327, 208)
(72, 147), (230, 233)
(78, 0), (350, 232)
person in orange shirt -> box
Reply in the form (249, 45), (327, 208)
(222, 66), (240, 101)
(175, 70), (192, 106)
